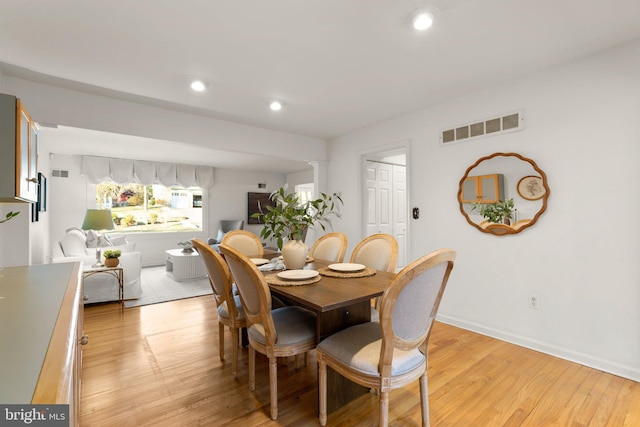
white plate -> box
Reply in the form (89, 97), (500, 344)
(251, 258), (270, 266)
(328, 263), (366, 272)
(277, 270), (319, 281)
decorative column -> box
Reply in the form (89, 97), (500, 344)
(308, 160), (328, 197)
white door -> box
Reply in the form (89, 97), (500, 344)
(365, 161), (378, 237)
(365, 161), (393, 236)
(364, 161), (407, 270)
(392, 165), (407, 269)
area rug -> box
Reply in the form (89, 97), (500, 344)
(124, 265), (212, 308)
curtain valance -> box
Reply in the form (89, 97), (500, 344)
(81, 156), (214, 188)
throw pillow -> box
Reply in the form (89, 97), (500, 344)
(85, 230), (100, 248)
(60, 229), (87, 257)
(108, 236), (127, 246)
(216, 229), (226, 243)
(99, 235), (114, 247)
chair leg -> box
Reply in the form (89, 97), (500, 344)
(218, 322), (225, 361)
(230, 327), (239, 377)
(269, 356), (278, 420)
(318, 353), (327, 427)
(379, 391), (389, 427)
(249, 346), (255, 391)
(419, 372), (430, 427)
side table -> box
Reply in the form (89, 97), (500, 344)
(82, 266), (124, 306)
(166, 249), (207, 281)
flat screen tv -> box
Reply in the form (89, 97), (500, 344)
(247, 192), (273, 224)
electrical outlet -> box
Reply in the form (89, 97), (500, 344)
(528, 294), (540, 309)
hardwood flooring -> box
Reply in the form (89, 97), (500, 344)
(80, 296), (640, 426)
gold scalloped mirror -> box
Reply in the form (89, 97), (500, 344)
(458, 152), (549, 235)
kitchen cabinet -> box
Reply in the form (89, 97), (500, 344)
(461, 173), (504, 203)
(0, 93), (39, 203)
(0, 263), (84, 426)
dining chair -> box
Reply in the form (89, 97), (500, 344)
(350, 233), (398, 321)
(349, 233), (398, 273)
(221, 230), (264, 257)
(207, 219), (245, 245)
(219, 244), (317, 420)
(309, 232), (348, 263)
(191, 238), (245, 377)
(317, 248), (456, 427)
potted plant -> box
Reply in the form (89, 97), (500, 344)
(252, 186), (343, 269)
(471, 198), (514, 225)
(103, 249), (122, 268)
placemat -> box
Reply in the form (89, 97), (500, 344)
(265, 274), (322, 286)
(272, 256), (315, 263)
(318, 267), (377, 278)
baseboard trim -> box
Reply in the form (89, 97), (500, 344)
(436, 314), (640, 382)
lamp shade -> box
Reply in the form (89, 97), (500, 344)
(82, 209), (115, 231)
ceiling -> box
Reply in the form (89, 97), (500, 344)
(2, 0), (640, 171)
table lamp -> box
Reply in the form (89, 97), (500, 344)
(82, 209), (115, 267)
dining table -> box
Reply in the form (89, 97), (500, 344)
(261, 257), (396, 412)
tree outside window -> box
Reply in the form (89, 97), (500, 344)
(96, 182), (202, 233)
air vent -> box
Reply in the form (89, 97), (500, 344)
(52, 169), (69, 178)
(440, 109), (525, 146)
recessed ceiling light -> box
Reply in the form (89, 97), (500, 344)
(190, 80), (207, 92)
(270, 101), (283, 111)
(412, 12), (434, 31)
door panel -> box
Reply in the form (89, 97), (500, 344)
(365, 162), (379, 236)
(392, 165), (407, 269)
(364, 161), (406, 270)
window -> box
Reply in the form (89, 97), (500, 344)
(96, 182), (203, 233)
(294, 183), (314, 203)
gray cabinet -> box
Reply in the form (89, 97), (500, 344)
(0, 93), (38, 203)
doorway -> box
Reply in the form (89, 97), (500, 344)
(361, 146), (409, 270)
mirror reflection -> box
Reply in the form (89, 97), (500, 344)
(458, 152), (549, 235)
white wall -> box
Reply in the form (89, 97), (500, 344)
(209, 168), (285, 246)
(29, 144), (51, 265)
(286, 168), (314, 190)
(0, 125), (51, 267)
(48, 154), (286, 266)
(328, 40), (640, 380)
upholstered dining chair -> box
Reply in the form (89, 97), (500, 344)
(191, 238), (245, 377)
(219, 244), (317, 421)
(221, 230), (264, 257)
(350, 233), (398, 274)
(317, 248), (456, 427)
(350, 233), (398, 321)
(309, 232), (348, 263)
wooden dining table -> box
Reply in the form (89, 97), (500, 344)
(263, 258), (396, 412)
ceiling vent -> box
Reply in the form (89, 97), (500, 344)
(440, 109), (525, 146)
(51, 169), (69, 178)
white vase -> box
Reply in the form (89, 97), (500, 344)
(281, 239), (308, 270)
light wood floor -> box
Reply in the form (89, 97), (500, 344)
(80, 296), (640, 426)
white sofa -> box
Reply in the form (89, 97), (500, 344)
(52, 229), (142, 304)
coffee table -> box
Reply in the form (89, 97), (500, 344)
(166, 249), (207, 281)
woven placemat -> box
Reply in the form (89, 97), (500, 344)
(265, 274), (322, 286)
(318, 267), (377, 278)
(274, 256), (315, 263)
